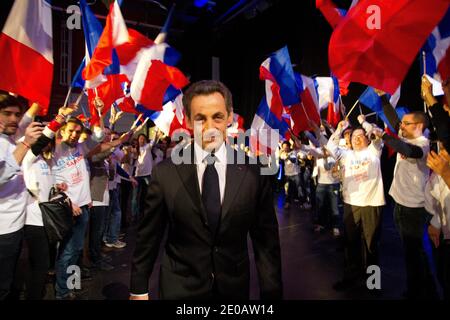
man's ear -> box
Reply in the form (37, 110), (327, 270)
(185, 115), (193, 130)
(227, 111), (234, 126)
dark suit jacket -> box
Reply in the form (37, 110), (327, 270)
(130, 144), (282, 300)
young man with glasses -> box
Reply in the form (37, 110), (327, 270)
(372, 90), (437, 299)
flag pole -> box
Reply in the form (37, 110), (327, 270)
(345, 99), (360, 119)
(422, 51), (428, 113)
(365, 111), (377, 118)
(300, 102), (311, 121)
(75, 91), (84, 106)
(63, 87), (73, 107)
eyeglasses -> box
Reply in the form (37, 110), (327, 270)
(400, 121), (420, 126)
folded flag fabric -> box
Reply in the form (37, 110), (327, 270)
(0, 0), (53, 115)
(329, 0), (450, 94)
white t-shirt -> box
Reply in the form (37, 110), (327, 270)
(389, 135), (430, 208)
(280, 150), (300, 176)
(135, 143), (154, 177)
(338, 144), (385, 207)
(23, 154), (54, 227)
(0, 135), (27, 234)
(425, 173), (450, 240)
(316, 157), (340, 185)
(52, 142), (92, 207)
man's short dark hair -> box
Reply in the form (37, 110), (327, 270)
(182, 80), (233, 118)
(351, 126), (367, 138)
(0, 91), (26, 111)
(61, 117), (84, 131)
(409, 111), (429, 129)
(137, 133), (148, 143)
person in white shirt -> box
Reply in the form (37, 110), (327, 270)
(279, 141), (301, 209)
(134, 133), (154, 221)
(21, 104), (78, 299)
(426, 164), (450, 300)
(0, 93), (43, 300)
(327, 119), (385, 291)
(53, 99), (136, 300)
(104, 132), (127, 249)
(372, 109), (437, 299)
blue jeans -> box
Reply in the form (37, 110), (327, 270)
(284, 174), (300, 203)
(105, 188), (121, 244)
(89, 206), (107, 264)
(315, 183), (340, 228)
(55, 206), (89, 299)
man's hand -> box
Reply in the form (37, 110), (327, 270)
(440, 148), (450, 162)
(373, 88), (385, 96)
(58, 103), (79, 117)
(371, 127), (384, 139)
(337, 120), (349, 131)
(55, 182), (68, 192)
(428, 224), (440, 248)
(130, 177), (138, 188)
(94, 97), (105, 114)
(129, 294), (150, 300)
(357, 114), (366, 124)
(421, 75), (438, 107)
(72, 203), (82, 217)
(421, 75), (433, 98)
(24, 122), (44, 145)
(427, 150), (450, 176)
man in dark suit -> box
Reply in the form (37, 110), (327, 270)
(129, 80), (282, 300)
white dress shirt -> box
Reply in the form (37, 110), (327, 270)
(194, 142), (227, 204)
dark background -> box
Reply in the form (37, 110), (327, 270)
(0, 0), (424, 127)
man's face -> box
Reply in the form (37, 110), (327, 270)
(282, 143), (290, 152)
(344, 131), (352, 146)
(61, 122), (83, 147)
(0, 106), (21, 136)
(187, 92), (233, 152)
(104, 128), (112, 142)
(351, 129), (369, 151)
(400, 114), (422, 139)
(138, 135), (146, 147)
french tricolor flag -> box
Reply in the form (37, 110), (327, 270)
(314, 76), (342, 127)
(149, 93), (188, 137)
(422, 8), (450, 83)
(250, 46), (297, 155)
(250, 93), (290, 156)
(0, 0), (53, 115)
(290, 73), (321, 134)
(82, 0), (128, 88)
(130, 43), (189, 111)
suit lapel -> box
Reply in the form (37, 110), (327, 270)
(221, 149), (248, 220)
(174, 146), (209, 226)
